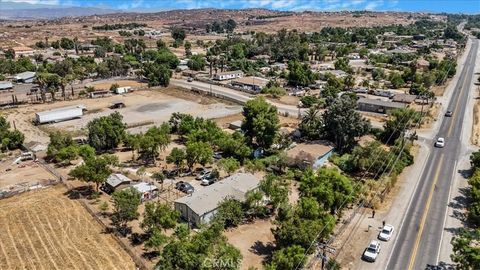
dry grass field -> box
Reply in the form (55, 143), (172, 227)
(0, 185), (136, 270)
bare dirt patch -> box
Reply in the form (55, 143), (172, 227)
(0, 154), (54, 189)
(0, 185), (136, 270)
(88, 80), (148, 90)
(224, 219), (275, 270)
(472, 101), (480, 146)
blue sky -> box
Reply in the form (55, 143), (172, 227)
(2, 0), (479, 13)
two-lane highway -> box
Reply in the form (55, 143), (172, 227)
(387, 39), (479, 270)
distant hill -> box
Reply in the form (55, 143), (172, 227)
(0, 2), (117, 20)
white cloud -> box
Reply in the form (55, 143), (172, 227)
(2, 0), (60, 4)
(365, 0), (383, 10)
(118, 0), (144, 10)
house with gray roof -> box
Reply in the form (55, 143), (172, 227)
(102, 173), (131, 194)
(174, 173), (260, 226)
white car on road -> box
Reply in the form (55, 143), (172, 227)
(378, 224), (394, 241)
(362, 240), (381, 262)
(435, 137), (445, 148)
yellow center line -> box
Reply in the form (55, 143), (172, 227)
(447, 75), (467, 137)
(407, 154), (445, 270)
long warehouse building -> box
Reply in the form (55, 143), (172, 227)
(35, 105), (87, 124)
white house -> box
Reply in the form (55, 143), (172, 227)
(213, 70), (244, 81)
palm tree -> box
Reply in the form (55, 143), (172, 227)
(73, 37), (79, 54)
(34, 73), (48, 103)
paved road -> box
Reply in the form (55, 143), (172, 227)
(387, 39), (479, 270)
(171, 78), (305, 117)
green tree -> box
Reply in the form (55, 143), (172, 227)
(322, 96), (370, 152)
(389, 72), (405, 89)
(268, 245), (306, 270)
(241, 97), (279, 149)
(299, 108), (323, 140)
(261, 86), (287, 98)
(187, 54), (206, 71)
(141, 201), (180, 234)
(87, 112), (126, 151)
(171, 27), (186, 43)
(451, 228), (480, 270)
(142, 63), (172, 87)
(215, 198), (245, 228)
(138, 124), (171, 163)
(69, 154), (118, 192)
(55, 145), (79, 165)
(217, 157), (240, 176)
(287, 60), (318, 87)
(260, 174), (290, 209)
(184, 41), (192, 56)
(166, 147), (186, 171)
(380, 108), (420, 145)
(299, 168), (355, 214)
(152, 171), (166, 191)
(185, 141), (213, 170)
(111, 188), (141, 234)
(334, 57), (352, 73)
(0, 116), (25, 151)
(144, 228), (169, 253)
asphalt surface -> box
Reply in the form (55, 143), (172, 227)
(387, 39), (479, 270)
(170, 78), (305, 117)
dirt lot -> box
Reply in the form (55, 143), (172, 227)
(472, 101), (480, 146)
(0, 154), (54, 189)
(224, 218), (275, 270)
(0, 185), (136, 270)
(2, 88), (242, 142)
(87, 80), (148, 90)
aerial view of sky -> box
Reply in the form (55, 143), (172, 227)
(1, 0), (479, 13)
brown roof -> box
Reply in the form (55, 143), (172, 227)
(392, 94), (417, 103)
(12, 46), (34, 52)
(286, 141), (334, 159)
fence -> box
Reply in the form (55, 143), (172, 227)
(0, 179), (59, 200)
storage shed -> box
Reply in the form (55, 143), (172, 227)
(102, 173), (132, 194)
(131, 182), (158, 202)
(174, 173), (260, 226)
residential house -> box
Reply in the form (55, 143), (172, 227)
(392, 94), (417, 104)
(174, 173), (260, 226)
(213, 70), (244, 81)
(11, 46), (35, 58)
(286, 141), (335, 169)
(231, 76), (269, 92)
(357, 98), (406, 114)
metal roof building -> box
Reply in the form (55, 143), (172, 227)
(0, 81), (13, 90)
(14, 71), (36, 83)
(357, 98), (406, 114)
(174, 173), (260, 226)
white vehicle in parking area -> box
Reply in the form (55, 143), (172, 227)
(378, 224), (394, 241)
(435, 137), (445, 148)
(362, 240), (381, 262)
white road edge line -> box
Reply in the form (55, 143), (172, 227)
(436, 160), (457, 265)
(385, 142), (431, 269)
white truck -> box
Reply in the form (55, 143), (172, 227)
(35, 105), (86, 124)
